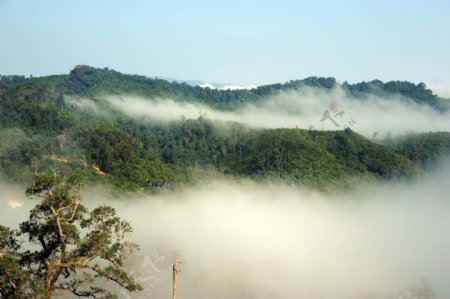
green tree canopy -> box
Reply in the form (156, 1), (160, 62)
(0, 173), (142, 298)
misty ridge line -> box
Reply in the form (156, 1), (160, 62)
(3, 65), (449, 102)
(65, 85), (450, 139)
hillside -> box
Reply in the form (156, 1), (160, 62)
(1, 67), (450, 190)
(1, 65), (449, 111)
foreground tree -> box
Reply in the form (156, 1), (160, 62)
(0, 225), (41, 298)
(0, 173), (142, 298)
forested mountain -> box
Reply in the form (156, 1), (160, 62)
(1, 66), (450, 191)
(1, 65), (449, 110)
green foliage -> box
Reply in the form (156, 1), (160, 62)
(313, 128), (417, 177)
(3, 65), (447, 111)
(1, 67), (450, 191)
(385, 132), (450, 169)
(343, 80), (449, 111)
(0, 174), (141, 298)
(0, 83), (71, 132)
(221, 128), (419, 188)
(223, 129), (351, 187)
(0, 226), (42, 298)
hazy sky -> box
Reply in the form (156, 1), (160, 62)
(1, 0), (449, 87)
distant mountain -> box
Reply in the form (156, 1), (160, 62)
(159, 77), (257, 90)
(182, 80), (257, 90)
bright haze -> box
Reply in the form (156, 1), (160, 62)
(2, 162), (450, 299)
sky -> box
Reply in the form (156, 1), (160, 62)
(1, 0), (450, 91)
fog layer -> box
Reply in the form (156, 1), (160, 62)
(2, 165), (450, 298)
(69, 86), (450, 138)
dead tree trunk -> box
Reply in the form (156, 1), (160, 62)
(172, 258), (181, 299)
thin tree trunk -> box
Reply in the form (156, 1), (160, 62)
(172, 266), (177, 299)
(172, 258), (181, 299)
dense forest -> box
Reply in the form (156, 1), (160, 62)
(1, 65), (449, 110)
(1, 66), (450, 191)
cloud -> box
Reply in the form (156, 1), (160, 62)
(64, 96), (101, 113)
(220, 84), (258, 90)
(199, 82), (216, 89)
(0, 181), (27, 218)
(22, 90), (447, 297)
(2, 162), (450, 298)
(6, 200), (22, 208)
(98, 87), (450, 138)
(105, 96), (211, 122)
(88, 163), (450, 298)
(197, 81), (257, 90)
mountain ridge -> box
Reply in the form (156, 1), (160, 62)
(1, 65), (448, 111)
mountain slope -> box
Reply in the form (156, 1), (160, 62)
(3, 79), (449, 191)
(1, 65), (448, 111)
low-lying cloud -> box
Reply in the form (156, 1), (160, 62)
(2, 163), (450, 298)
(68, 86), (450, 138)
